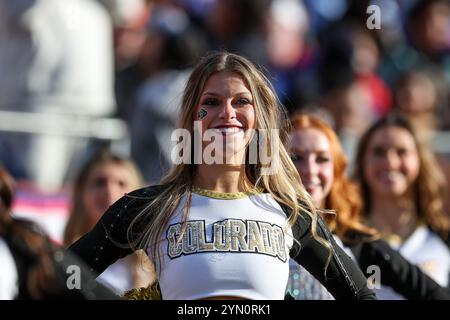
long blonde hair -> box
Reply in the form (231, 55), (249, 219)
(128, 51), (330, 272)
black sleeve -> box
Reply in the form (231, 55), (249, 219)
(50, 248), (121, 300)
(290, 213), (377, 300)
(69, 186), (161, 275)
(348, 239), (450, 300)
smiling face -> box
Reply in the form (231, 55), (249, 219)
(82, 162), (137, 228)
(289, 128), (334, 208)
(363, 126), (420, 198)
(195, 71), (256, 163)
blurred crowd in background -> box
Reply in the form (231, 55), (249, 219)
(0, 0), (449, 264)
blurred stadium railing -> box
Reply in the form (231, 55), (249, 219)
(0, 110), (127, 140)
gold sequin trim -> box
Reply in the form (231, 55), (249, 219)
(191, 185), (262, 200)
(123, 282), (162, 300)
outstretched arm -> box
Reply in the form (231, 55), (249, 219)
(69, 186), (161, 275)
(68, 195), (136, 274)
(290, 214), (377, 300)
(349, 239), (450, 300)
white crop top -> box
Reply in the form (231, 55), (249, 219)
(150, 189), (294, 300)
(375, 225), (450, 300)
(0, 238), (18, 300)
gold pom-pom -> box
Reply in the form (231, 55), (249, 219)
(123, 282), (162, 300)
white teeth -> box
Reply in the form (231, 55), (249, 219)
(389, 172), (399, 179)
(381, 171), (403, 180)
(213, 127), (243, 133)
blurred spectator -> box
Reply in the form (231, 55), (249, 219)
(321, 81), (375, 167)
(303, 0), (349, 34)
(99, 0), (153, 122)
(0, 0), (115, 190)
(319, 20), (392, 117)
(316, 20), (393, 167)
(394, 67), (450, 137)
(320, 74), (372, 134)
(266, 0), (321, 112)
(204, 0), (269, 67)
(354, 114), (450, 298)
(378, 0), (450, 87)
(351, 27), (393, 118)
(178, 0), (217, 22)
(267, 0), (309, 70)
(99, 0), (151, 70)
(407, 0), (450, 64)
(129, 3), (208, 183)
(0, 167), (118, 299)
(63, 149), (156, 295)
